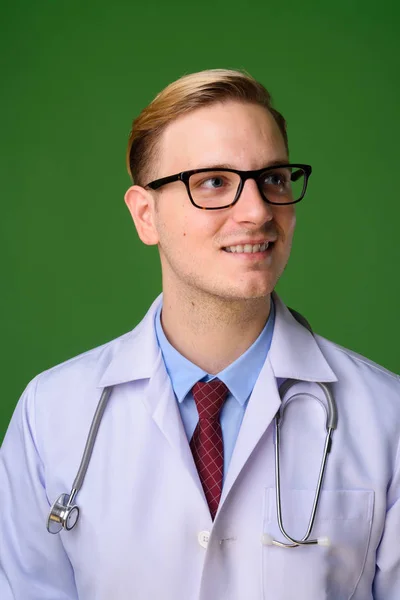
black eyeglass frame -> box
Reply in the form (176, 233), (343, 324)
(145, 163), (312, 210)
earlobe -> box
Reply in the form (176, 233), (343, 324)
(124, 185), (159, 245)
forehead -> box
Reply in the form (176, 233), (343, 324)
(157, 101), (288, 175)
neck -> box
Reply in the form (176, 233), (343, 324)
(160, 285), (271, 375)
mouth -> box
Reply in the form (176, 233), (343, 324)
(222, 241), (275, 254)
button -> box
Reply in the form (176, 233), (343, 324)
(198, 530), (210, 548)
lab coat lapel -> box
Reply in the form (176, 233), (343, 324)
(98, 294), (206, 502)
(220, 358), (280, 505)
(142, 352), (205, 499)
(219, 293), (338, 509)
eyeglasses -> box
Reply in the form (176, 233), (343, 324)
(145, 164), (312, 210)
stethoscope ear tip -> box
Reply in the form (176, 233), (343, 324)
(317, 536), (330, 547)
(261, 533), (274, 546)
(261, 533), (330, 548)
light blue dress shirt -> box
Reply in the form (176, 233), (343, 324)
(154, 299), (275, 481)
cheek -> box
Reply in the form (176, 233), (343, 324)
(173, 206), (223, 245)
(288, 212), (296, 238)
(276, 207), (296, 242)
(155, 204), (216, 254)
(155, 198), (186, 239)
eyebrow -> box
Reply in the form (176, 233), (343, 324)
(197, 159), (290, 170)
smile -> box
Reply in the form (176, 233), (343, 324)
(223, 242), (272, 253)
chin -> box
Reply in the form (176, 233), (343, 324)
(214, 281), (275, 301)
(239, 288), (273, 301)
(181, 270), (277, 302)
(231, 275), (277, 300)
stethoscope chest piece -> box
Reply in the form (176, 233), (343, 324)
(47, 493), (80, 534)
(46, 386), (112, 535)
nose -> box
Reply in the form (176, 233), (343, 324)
(231, 178), (274, 225)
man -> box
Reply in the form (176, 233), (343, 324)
(1, 69), (399, 599)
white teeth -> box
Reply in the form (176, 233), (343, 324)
(225, 242), (270, 253)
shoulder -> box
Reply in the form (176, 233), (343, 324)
(313, 335), (400, 477)
(18, 315), (158, 455)
(315, 333), (399, 392)
(31, 295), (162, 395)
(33, 330), (135, 393)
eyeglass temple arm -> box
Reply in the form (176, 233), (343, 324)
(146, 173), (181, 190)
(291, 169), (303, 182)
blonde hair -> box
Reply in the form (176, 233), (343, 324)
(126, 68), (288, 186)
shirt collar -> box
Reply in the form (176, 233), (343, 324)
(154, 302), (206, 402)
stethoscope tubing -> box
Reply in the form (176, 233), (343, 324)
(72, 386), (112, 492)
(46, 386), (112, 534)
(270, 379), (337, 548)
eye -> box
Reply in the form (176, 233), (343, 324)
(260, 168), (292, 192)
(190, 171), (237, 193)
(189, 171), (241, 207)
(200, 176), (227, 189)
(263, 172), (287, 187)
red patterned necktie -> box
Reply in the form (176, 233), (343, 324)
(190, 379), (229, 520)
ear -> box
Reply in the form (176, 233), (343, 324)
(124, 185), (159, 245)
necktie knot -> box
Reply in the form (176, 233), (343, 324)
(191, 379), (229, 421)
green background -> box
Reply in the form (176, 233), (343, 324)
(1, 0), (399, 441)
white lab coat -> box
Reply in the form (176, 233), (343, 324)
(1, 293), (399, 600)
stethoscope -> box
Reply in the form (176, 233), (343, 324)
(47, 386), (112, 534)
(262, 378), (337, 548)
(47, 310), (338, 548)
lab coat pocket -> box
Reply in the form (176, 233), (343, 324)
(262, 488), (374, 600)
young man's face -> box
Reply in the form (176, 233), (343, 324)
(133, 101), (296, 301)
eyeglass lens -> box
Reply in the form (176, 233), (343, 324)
(188, 167), (306, 208)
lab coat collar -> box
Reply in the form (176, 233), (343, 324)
(97, 292), (337, 389)
(269, 292), (338, 383)
(97, 295), (163, 388)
